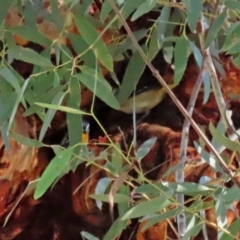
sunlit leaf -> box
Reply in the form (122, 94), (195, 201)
(95, 177), (113, 210)
(136, 137), (157, 162)
(80, 231), (99, 240)
(209, 122), (240, 152)
(121, 196), (171, 220)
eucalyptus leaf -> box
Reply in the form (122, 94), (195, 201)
(76, 73), (120, 110)
(136, 137), (157, 162)
(34, 147), (73, 199)
(205, 11), (226, 48)
(174, 36), (188, 84)
(8, 47), (54, 68)
(131, 0), (157, 21)
(74, 16), (113, 71)
(116, 49), (146, 103)
(209, 122), (240, 152)
(121, 196), (171, 220)
(0, 0), (15, 24)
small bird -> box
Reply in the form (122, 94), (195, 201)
(60, 120), (90, 147)
(120, 84), (176, 115)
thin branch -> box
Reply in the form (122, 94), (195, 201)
(108, 0), (240, 188)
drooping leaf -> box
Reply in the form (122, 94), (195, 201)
(80, 231), (99, 240)
(136, 137), (157, 162)
(116, 49), (146, 103)
(103, 218), (128, 240)
(209, 122), (240, 152)
(111, 143), (123, 174)
(74, 16), (113, 71)
(39, 91), (66, 142)
(10, 131), (44, 147)
(157, 6), (171, 43)
(205, 11), (226, 48)
(34, 147), (73, 199)
(182, 0), (202, 32)
(131, 0), (157, 21)
(95, 177), (113, 210)
(174, 36), (188, 84)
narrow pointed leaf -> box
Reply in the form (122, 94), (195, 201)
(34, 147), (73, 199)
(205, 11), (226, 48)
(121, 196), (171, 220)
(8, 47), (54, 68)
(74, 16), (113, 71)
(174, 36), (188, 84)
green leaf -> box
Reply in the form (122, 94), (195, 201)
(194, 142), (223, 173)
(0, 0), (15, 24)
(66, 79), (82, 147)
(157, 6), (171, 43)
(142, 208), (183, 231)
(90, 193), (130, 203)
(136, 137), (157, 162)
(174, 36), (188, 84)
(209, 122), (240, 152)
(148, 26), (160, 61)
(34, 147), (73, 199)
(183, 0), (202, 32)
(39, 91), (66, 142)
(121, 196), (171, 220)
(118, 0), (145, 28)
(0, 68), (21, 95)
(69, 34), (96, 69)
(104, 219), (128, 240)
(220, 217), (240, 240)
(35, 102), (87, 115)
(221, 186), (240, 203)
(190, 42), (202, 68)
(116, 49), (146, 103)
(203, 72), (211, 104)
(81, 231), (99, 240)
(100, 0), (113, 22)
(8, 46), (54, 68)
(9, 26), (52, 47)
(111, 143), (123, 174)
(95, 177), (113, 210)
(74, 16), (113, 71)
(10, 131), (44, 147)
(205, 11), (226, 48)
(223, 0), (240, 10)
(76, 73), (120, 110)
(131, 0), (157, 21)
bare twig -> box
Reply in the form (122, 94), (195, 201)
(108, 0), (240, 188)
